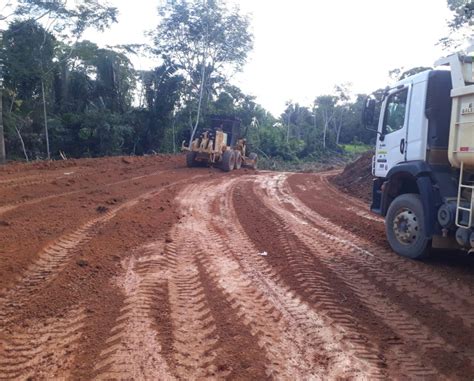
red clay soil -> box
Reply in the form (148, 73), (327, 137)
(330, 151), (374, 202)
(1, 155), (473, 380)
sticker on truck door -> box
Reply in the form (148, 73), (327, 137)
(461, 103), (473, 115)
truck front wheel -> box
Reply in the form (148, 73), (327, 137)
(385, 193), (431, 259)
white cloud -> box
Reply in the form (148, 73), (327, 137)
(84, 0), (454, 115)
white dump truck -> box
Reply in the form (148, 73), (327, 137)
(363, 45), (474, 259)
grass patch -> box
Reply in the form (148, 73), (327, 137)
(341, 144), (372, 155)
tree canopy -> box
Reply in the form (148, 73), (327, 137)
(153, 0), (253, 142)
(3, 0), (469, 165)
(447, 0), (474, 30)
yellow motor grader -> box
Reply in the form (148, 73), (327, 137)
(182, 116), (258, 172)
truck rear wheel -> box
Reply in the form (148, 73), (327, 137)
(221, 150), (236, 172)
(186, 152), (197, 168)
(386, 193), (431, 259)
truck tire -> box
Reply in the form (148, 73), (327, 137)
(248, 153), (258, 170)
(186, 152), (197, 168)
(221, 150), (236, 172)
(385, 193), (431, 259)
(234, 151), (242, 170)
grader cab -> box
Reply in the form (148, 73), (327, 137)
(182, 116), (258, 172)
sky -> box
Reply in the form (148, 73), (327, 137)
(85, 0), (454, 115)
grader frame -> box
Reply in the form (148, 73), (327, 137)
(182, 116), (258, 172)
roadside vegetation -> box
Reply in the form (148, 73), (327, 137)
(0, 0), (471, 168)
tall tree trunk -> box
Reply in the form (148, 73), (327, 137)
(286, 111), (291, 144)
(189, 0), (209, 147)
(15, 126), (29, 162)
(335, 109), (344, 145)
(189, 56), (206, 146)
(322, 110), (328, 149)
(336, 121), (342, 145)
(41, 79), (50, 159)
(0, 86), (5, 164)
(323, 122), (327, 149)
(172, 115), (176, 153)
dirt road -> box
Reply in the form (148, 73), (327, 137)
(1, 156), (473, 380)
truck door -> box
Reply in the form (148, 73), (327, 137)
(374, 86), (411, 177)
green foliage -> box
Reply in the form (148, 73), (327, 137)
(341, 143), (372, 155)
(439, 1), (473, 49)
(2, 0), (415, 165)
(447, 0), (474, 30)
(14, 0), (118, 37)
(3, 20), (55, 100)
(154, 0), (253, 77)
(153, 0), (253, 135)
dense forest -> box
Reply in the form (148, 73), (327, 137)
(0, 0), (472, 163)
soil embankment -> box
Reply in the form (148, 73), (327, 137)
(1, 154), (473, 379)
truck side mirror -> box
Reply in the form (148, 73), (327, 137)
(362, 98), (376, 127)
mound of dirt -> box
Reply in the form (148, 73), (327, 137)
(331, 151), (374, 202)
(0, 154), (179, 174)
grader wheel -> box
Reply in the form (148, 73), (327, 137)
(221, 150), (236, 172)
(186, 152), (197, 168)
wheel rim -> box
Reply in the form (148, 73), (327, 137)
(393, 208), (420, 245)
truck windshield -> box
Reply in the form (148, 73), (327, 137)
(383, 88), (408, 134)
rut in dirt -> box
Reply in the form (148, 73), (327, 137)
(1, 160), (474, 380)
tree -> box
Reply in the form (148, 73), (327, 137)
(440, 0), (474, 49)
(2, 20), (55, 159)
(153, 0), (253, 144)
(0, 0), (118, 162)
(333, 83), (351, 145)
(14, 0), (118, 38)
(447, 0), (474, 30)
(138, 64), (184, 153)
(314, 95), (337, 149)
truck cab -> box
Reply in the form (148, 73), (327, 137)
(365, 48), (474, 259)
(373, 70), (452, 179)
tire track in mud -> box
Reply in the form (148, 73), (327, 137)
(192, 257), (270, 380)
(0, 189), (82, 216)
(0, 174), (58, 188)
(95, 230), (236, 380)
(0, 169), (166, 217)
(251, 174), (474, 376)
(0, 307), (86, 380)
(0, 200), (137, 325)
(233, 183), (408, 372)
(166, 238), (222, 379)
(293, 177), (474, 331)
(0, 171), (86, 191)
(0, 176), (206, 328)
(237, 184), (444, 377)
(93, 243), (173, 380)
(179, 179), (383, 379)
(269, 173), (474, 312)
